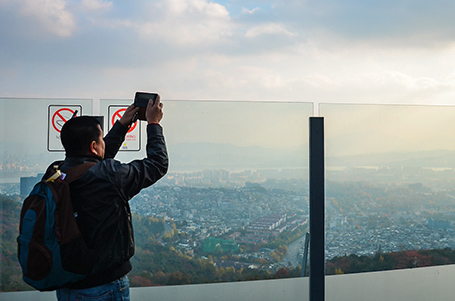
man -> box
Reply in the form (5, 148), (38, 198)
(56, 96), (168, 300)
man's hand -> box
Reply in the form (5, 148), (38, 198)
(146, 95), (163, 124)
(119, 104), (140, 127)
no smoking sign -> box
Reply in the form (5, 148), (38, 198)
(108, 105), (141, 151)
(48, 105), (82, 151)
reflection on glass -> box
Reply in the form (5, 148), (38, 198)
(321, 104), (455, 274)
(1, 99), (312, 291)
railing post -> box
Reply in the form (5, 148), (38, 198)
(309, 117), (325, 301)
(301, 232), (310, 277)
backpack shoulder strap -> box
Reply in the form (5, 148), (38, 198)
(64, 163), (96, 183)
(42, 161), (65, 182)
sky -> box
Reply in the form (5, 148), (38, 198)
(322, 104), (455, 156)
(2, 0), (455, 105)
(3, 0), (455, 174)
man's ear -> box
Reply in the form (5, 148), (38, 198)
(89, 141), (99, 156)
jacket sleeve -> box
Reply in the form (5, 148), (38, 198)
(103, 121), (129, 159)
(110, 123), (168, 200)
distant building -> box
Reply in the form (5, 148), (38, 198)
(330, 216), (347, 229)
(203, 237), (239, 253)
(214, 260), (253, 270)
(20, 174), (43, 196)
(240, 213), (287, 244)
(427, 219), (451, 230)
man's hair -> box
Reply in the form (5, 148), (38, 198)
(61, 116), (102, 156)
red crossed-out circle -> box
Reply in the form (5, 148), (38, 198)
(52, 108), (75, 133)
(112, 108), (137, 133)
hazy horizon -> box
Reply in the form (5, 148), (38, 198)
(3, 99), (455, 184)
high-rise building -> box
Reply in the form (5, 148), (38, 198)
(20, 174), (43, 196)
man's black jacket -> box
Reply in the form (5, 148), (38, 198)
(61, 121), (168, 289)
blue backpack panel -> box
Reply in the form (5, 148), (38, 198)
(17, 162), (95, 291)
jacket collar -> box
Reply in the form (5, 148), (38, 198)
(61, 155), (101, 171)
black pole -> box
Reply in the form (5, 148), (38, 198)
(301, 232), (310, 277)
(309, 117), (325, 301)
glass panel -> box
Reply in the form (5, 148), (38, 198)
(0, 98), (92, 291)
(0, 98), (312, 291)
(120, 100), (313, 286)
(321, 103), (455, 274)
(0, 98), (93, 184)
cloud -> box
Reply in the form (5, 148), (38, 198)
(135, 0), (233, 46)
(271, 0), (455, 48)
(241, 7), (259, 15)
(2, 0), (455, 107)
(80, 0), (112, 12)
(4, 0), (76, 38)
(245, 23), (297, 38)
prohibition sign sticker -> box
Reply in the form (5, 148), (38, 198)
(52, 108), (76, 133)
(111, 108), (137, 133)
(48, 105), (82, 152)
(108, 105), (141, 151)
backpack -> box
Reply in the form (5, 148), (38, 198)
(17, 161), (95, 291)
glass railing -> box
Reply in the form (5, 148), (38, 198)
(0, 98), (312, 292)
(321, 103), (455, 274)
(4, 97), (455, 296)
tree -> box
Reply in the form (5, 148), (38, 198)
(335, 268), (344, 275)
(167, 271), (190, 285)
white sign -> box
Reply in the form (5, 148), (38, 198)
(48, 105), (82, 151)
(108, 105), (141, 151)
